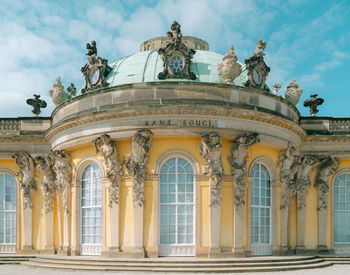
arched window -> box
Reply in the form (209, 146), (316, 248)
(159, 157), (195, 256)
(0, 173), (16, 252)
(334, 173), (350, 244)
(80, 163), (102, 255)
(250, 163), (271, 255)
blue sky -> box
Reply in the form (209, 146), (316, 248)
(0, 0), (349, 118)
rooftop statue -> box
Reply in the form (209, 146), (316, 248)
(252, 40), (266, 57)
(81, 40), (110, 92)
(48, 77), (69, 106)
(285, 79), (303, 105)
(167, 21), (182, 45)
(26, 94), (47, 116)
(158, 21), (196, 80)
(273, 83), (282, 95)
(67, 83), (77, 97)
(86, 40), (97, 56)
(218, 45), (242, 84)
(304, 94), (324, 116)
(244, 40), (270, 90)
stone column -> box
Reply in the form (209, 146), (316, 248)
(133, 202), (145, 257)
(58, 192), (69, 255)
(209, 178), (221, 256)
(23, 207), (33, 252)
(45, 210), (54, 252)
(280, 183), (290, 253)
(296, 204), (306, 252)
(109, 202), (120, 255)
(318, 207), (328, 252)
(233, 202), (245, 256)
(271, 180), (279, 254)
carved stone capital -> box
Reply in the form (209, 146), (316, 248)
(126, 129), (153, 207)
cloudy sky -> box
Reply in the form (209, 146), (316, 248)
(0, 0), (349, 117)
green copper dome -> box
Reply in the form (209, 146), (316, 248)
(77, 50), (260, 95)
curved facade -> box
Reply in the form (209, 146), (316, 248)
(1, 22), (350, 258)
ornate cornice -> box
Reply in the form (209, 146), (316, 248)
(45, 105), (306, 143)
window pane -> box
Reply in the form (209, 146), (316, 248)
(334, 173), (350, 243)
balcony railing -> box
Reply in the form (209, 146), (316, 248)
(0, 119), (20, 133)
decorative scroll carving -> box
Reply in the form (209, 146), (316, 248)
(94, 134), (123, 207)
(199, 132), (224, 208)
(288, 155), (319, 210)
(279, 143), (298, 209)
(244, 40), (270, 90)
(81, 40), (111, 93)
(284, 79), (303, 105)
(35, 154), (56, 213)
(229, 133), (260, 206)
(158, 21), (196, 80)
(126, 129), (153, 207)
(218, 45), (241, 84)
(51, 150), (71, 213)
(26, 94), (47, 117)
(314, 156), (339, 210)
(49, 77), (69, 106)
(12, 152), (36, 209)
(67, 83), (77, 97)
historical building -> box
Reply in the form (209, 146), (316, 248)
(0, 21), (349, 259)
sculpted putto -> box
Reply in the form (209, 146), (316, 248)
(51, 150), (72, 212)
(252, 40), (266, 57)
(126, 129), (153, 207)
(35, 154), (56, 213)
(279, 143), (298, 209)
(94, 134), (123, 207)
(199, 132), (224, 207)
(13, 152), (36, 209)
(314, 156), (339, 210)
(217, 45), (242, 84)
(229, 133), (260, 206)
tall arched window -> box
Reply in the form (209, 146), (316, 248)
(334, 173), (350, 244)
(159, 157), (195, 256)
(80, 163), (102, 255)
(250, 163), (271, 255)
(0, 173), (16, 253)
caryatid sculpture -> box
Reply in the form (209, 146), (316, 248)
(13, 152), (36, 209)
(229, 133), (260, 206)
(314, 156), (339, 210)
(279, 143), (298, 209)
(288, 155), (320, 210)
(35, 154), (57, 213)
(51, 150), (72, 212)
(199, 132), (224, 207)
(126, 129), (153, 207)
(94, 134), (123, 207)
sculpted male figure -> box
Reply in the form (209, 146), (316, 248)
(200, 132), (224, 207)
(13, 152), (36, 209)
(94, 134), (122, 206)
(229, 133), (260, 206)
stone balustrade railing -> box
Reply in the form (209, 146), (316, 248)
(0, 119), (20, 133)
(329, 119), (350, 132)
